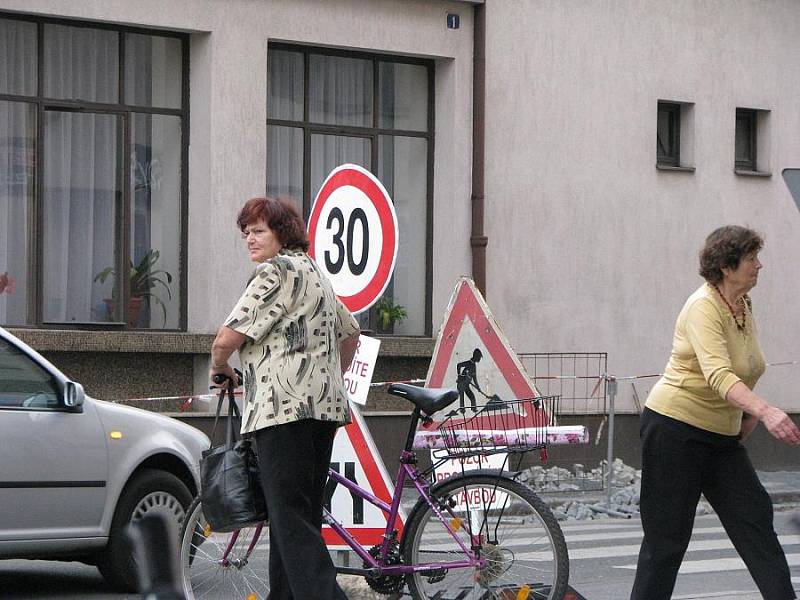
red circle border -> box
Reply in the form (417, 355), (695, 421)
(308, 166), (398, 313)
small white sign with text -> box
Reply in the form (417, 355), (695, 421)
(343, 334), (380, 405)
(433, 452), (509, 514)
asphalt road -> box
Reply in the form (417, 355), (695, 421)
(1, 509), (798, 599)
(0, 559), (135, 600)
(565, 508), (800, 600)
(0, 559), (378, 599)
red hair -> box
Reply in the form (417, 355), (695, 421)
(237, 197), (309, 251)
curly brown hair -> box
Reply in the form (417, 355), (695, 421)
(698, 225), (763, 284)
(236, 197), (309, 252)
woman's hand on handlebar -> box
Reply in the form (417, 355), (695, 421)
(209, 364), (241, 388)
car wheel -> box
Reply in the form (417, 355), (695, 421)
(97, 468), (193, 592)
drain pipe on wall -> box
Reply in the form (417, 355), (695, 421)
(471, 2), (488, 297)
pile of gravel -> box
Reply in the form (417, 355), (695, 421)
(519, 458), (712, 521)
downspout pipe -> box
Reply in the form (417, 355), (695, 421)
(471, 2), (488, 297)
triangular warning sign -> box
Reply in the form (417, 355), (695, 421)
(425, 278), (545, 427)
(323, 404), (405, 548)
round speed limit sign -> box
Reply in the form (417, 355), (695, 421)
(308, 164), (399, 314)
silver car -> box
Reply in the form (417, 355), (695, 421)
(0, 326), (209, 591)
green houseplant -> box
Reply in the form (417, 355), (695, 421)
(94, 249), (173, 326)
(374, 296), (407, 334)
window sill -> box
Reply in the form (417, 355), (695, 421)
(369, 336), (436, 357)
(8, 328), (435, 357)
(734, 169), (771, 178)
(8, 328), (214, 354)
(656, 164), (695, 173)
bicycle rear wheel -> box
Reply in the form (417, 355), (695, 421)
(402, 474), (569, 600)
(179, 498), (270, 600)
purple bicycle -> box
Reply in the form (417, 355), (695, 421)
(179, 383), (569, 600)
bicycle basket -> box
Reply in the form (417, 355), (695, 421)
(437, 395), (560, 458)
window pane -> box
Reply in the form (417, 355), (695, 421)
(310, 134), (371, 202)
(378, 136), (426, 335)
(267, 49), (304, 121)
(0, 101), (34, 326)
(378, 62), (428, 131)
(125, 34), (182, 109)
(0, 19), (37, 96)
(309, 54), (372, 127)
(656, 103), (679, 165)
(267, 125), (303, 212)
(43, 24), (118, 104)
(42, 111), (121, 324)
(735, 111), (755, 166)
(130, 114), (181, 329)
(0, 338), (60, 408)
(656, 109), (672, 158)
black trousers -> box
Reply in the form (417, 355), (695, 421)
(630, 408), (795, 600)
(255, 419), (347, 600)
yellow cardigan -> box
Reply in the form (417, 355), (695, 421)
(645, 283), (766, 436)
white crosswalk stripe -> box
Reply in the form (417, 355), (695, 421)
(617, 553), (800, 574)
(563, 524), (726, 544)
(560, 513), (800, 577)
(563, 534), (800, 562)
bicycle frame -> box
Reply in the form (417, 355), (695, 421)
(322, 451), (487, 576)
(323, 404), (496, 577)
(214, 407), (489, 576)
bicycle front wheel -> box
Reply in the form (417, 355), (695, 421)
(179, 498), (270, 600)
(403, 474), (569, 600)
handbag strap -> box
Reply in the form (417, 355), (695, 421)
(208, 387), (226, 446)
(209, 382), (240, 447)
(225, 383), (241, 446)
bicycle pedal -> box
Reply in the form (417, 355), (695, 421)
(422, 568), (446, 584)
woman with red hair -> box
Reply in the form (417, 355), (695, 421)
(210, 196), (360, 600)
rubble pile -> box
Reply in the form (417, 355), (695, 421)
(519, 458), (712, 521)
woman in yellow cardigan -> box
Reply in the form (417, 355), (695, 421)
(630, 225), (800, 600)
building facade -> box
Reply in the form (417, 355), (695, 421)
(483, 1), (800, 418)
(0, 0), (476, 402)
(1, 1), (799, 464)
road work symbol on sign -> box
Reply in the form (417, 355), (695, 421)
(308, 164), (399, 314)
(425, 277), (546, 427)
(324, 404), (405, 548)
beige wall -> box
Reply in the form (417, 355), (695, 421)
(0, 0), (476, 344)
(484, 0), (800, 412)
(7, 0), (800, 413)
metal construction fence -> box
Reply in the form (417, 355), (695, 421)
(518, 352), (609, 492)
(519, 352), (608, 415)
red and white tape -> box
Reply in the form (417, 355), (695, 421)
(113, 360), (799, 411)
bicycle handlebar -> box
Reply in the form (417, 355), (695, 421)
(211, 369), (242, 389)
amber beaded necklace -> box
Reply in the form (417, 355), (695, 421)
(711, 283), (747, 332)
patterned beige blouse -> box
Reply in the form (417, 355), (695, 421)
(224, 249), (359, 434)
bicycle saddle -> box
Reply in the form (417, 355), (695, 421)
(387, 383), (458, 415)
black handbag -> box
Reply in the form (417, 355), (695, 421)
(199, 383), (267, 533)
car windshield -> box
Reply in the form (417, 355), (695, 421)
(0, 337), (60, 408)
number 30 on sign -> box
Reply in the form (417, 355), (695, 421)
(307, 164), (399, 315)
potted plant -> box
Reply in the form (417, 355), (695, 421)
(94, 249), (173, 327)
(374, 296), (407, 334)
